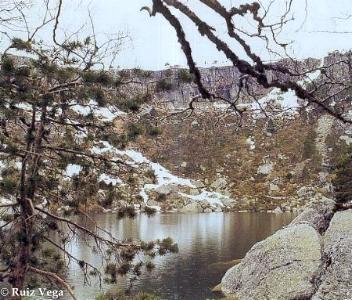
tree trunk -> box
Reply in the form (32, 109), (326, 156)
(9, 105), (46, 298)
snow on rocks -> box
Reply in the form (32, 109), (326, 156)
(246, 136), (256, 151)
(0, 196), (14, 206)
(98, 174), (122, 186)
(90, 141), (235, 211)
(253, 88), (299, 112)
(72, 100), (125, 122)
(179, 191), (227, 207)
(64, 164), (82, 177)
(123, 149), (231, 209)
(298, 59), (323, 87)
(122, 149), (195, 187)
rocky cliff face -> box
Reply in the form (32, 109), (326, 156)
(123, 56), (320, 110)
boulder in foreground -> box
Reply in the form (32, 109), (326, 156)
(221, 223), (322, 300)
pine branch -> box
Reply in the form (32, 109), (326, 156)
(35, 206), (140, 248)
(28, 266), (77, 300)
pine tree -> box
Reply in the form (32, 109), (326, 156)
(0, 2), (176, 298)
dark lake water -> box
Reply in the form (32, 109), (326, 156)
(63, 212), (295, 300)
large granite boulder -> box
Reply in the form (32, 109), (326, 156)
(221, 224), (322, 300)
(312, 210), (352, 300)
(290, 194), (336, 233)
(219, 195), (352, 299)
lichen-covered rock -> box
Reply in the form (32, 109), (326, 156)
(257, 162), (273, 175)
(221, 224), (322, 300)
(323, 210), (352, 250)
(210, 177), (227, 192)
(179, 201), (203, 213)
(297, 186), (317, 199)
(312, 210), (352, 300)
(269, 183), (280, 193)
(290, 194), (336, 233)
(220, 197), (238, 209)
(154, 184), (179, 195)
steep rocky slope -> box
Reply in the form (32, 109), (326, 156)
(2, 51), (351, 213)
(123, 51), (352, 212)
(88, 51), (349, 213)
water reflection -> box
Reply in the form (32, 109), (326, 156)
(64, 212), (295, 300)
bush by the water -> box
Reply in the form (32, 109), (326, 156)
(96, 288), (159, 300)
(333, 145), (352, 203)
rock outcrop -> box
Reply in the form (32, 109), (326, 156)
(220, 195), (352, 300)
(221, 223), (322, 299)
(290, 195), (336, 233)
(313, 210), (352, 300)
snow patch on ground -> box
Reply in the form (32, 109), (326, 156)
(91, 141), (114, 154)
(15, 102), (32, 111)
(280, 90), (299, 109)
(98, 174), (122, 185)
(179, 191), (226, 207)
(298, 59), (323, 86)
(246, 136), (256, 150)
(139, 189), (149, 203)
(0, 197), (13, 206)
(123, 150), (195, 187)
(253, 88), (299, 111)
(90, 141), (231, 207)
(123, 151), (232, 207)
(72, 100), (125, 122)
(64, 164), (82, 177)
(121, 149), (196, 204)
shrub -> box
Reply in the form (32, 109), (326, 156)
(119, 93), (151, 112)
(145, 261), (155, 272)
(15, 66), (31, 77)
(333, 146), (352, 203)
(96, 288), (159, 300)
(1, 56), (15, 73)
(107, 133), (129, 149)
(158, 237), (178, 255)
(82, 71), (113, 85)
(178, 69), (193, 83)
(302, 130), (317, 160)
(155, 78), (173, 92)
(155, 193), (167, 202)
(127, 123), (144, 140)
(1, 176), (18, 194)
(11, 38), (32, 50)
(144, 206), (157, 216)
(144, 169), (157, 183)
(133, 68), (153, 78)
(117, 206), (136, 219)
(124, 99), (140, 112)
(100, 190), (116, 208)
(147, 126), (162, 137)
(266, 119), (277, 134)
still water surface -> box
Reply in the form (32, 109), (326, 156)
(65, 212), (295, 300)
